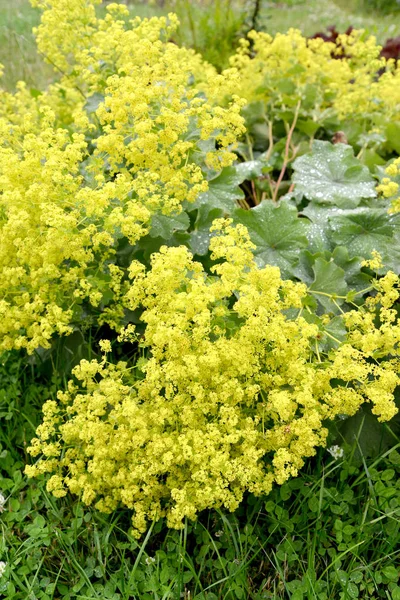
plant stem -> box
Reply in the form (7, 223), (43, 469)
(248, 0), (262, 32)
(271, 101), (301, 203)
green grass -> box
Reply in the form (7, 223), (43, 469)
(0, 0), (50, 91)
(1, 349), (400, 599)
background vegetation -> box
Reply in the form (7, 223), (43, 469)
(1, 0), (400, 90)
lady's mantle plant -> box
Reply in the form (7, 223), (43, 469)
(0, 0), (245, 353)
(0, 0), (398, 536)
(26, 221), (400, 535)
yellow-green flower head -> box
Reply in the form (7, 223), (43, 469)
(0, 1), (245, 352)
(26, 222), (399, 535)
(377, 158), (400, 214)
(224, 28), (400, 141)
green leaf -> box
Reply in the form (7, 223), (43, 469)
(381, 566), (399, 582)
(279, 484), (292, 501)
(149, 211), (190, 239)
(84, 92), (104, 114)
(189, 206), (223, 256)
(303, 204), (398, 277)
(292, 141), (376, 208)
(232, 200), (309, 277)
(321, 316), (347, 351)
(392, 585), (400, 600)
(346, 582), (359, 598)
(138, 231), (190, 261)
(386, 122), (400, 155)
(235, 159), (264, 180)
(334, 405), (400, 460)
(381, 468), (395, 481)
(296, 119), (320, 137)
(30, 88), (42, 99)
(336, 570), (348, 586)
(362, 149), (386, 170)
(193, 166), (244, 212)
(330, 246), (370, 291)
(301, 205), (335, 253)
(350, 571), (363, 584)
(329, 208), (394, 259)
(309, 257), (348, 313)
(308, 495), (319, 513)
(276, 79), (296, 95)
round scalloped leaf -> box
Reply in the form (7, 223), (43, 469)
(328, 208), (395, 260)
(149, 212), (190, 239)
(189, 206), (224, 256)
(309, 257), (348, 313)
(292, 141), (377, 208)
(192, 166), (244, 213)
(232, 200), (309, 277)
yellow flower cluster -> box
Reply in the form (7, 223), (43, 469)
(361, 250), (384, 271)
(227, 28), (400, 130)
(26, 222), (399, 535)
(0, 1), (245, 352)
(3, 0), (399, 535)
(377, 158), (400, 213)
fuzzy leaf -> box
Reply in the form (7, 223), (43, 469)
(84, 92), (104, 114)
(292, 141), (376, 208)
(386, 122), (400, 155)
(296, 248), (354, 283)
(329, 209), (394, 259)
(235, 159), (265, 180)
(149, 211), (190, 239)
(189, 206), (224, 256)
(232, 200), (309, 277)
(333, 405), (400, 460)
(329, 246), (369, 290)
(303, 312), (347, 351)
(138, 231), (190, 261)
(321, 316), (347, 351)
(309, 257), (348, 312)
(193, 166), (244, 212)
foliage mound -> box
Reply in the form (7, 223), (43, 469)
(0, 1), (244, 353)
(26, 217), (400, 535)
(228, 27), (400, 163)
(0, 0), (399, 540)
